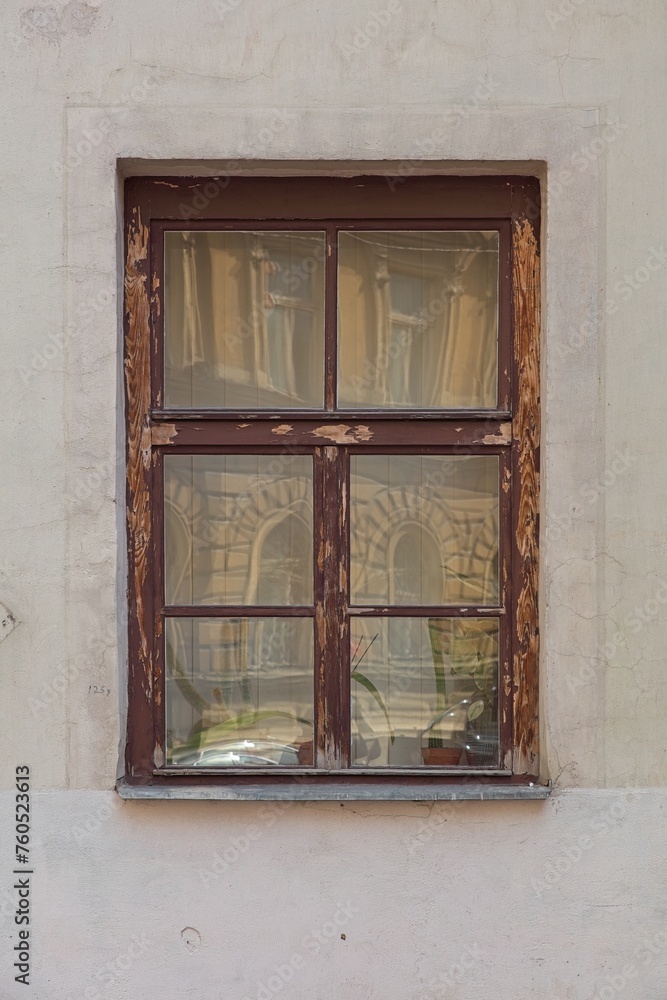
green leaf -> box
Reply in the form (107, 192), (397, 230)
(179, 710), (313, 754)
(467, 699), (486, 722)
(474, 656), (496, 691)
(352, 670), (395, 744)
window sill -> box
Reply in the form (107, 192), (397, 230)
(116, 778), (550, 802)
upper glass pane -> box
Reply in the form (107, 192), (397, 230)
(337, 231), (499, 409)
(350, 455), (499, 606)
(164, 455), (313, 606)
(164, 231), (326, 408)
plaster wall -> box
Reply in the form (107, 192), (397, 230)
(0, 1), (665, 997)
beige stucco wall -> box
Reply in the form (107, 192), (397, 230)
(1, 1), (666, 996)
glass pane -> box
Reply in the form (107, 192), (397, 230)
(338, 231), (498, 409)
(351, 617), (499, 767)
(165, 231), (325, 408)
(165, 455), (313, 606)
(166, 617), (314, 766)
(350, 455), (499, 606)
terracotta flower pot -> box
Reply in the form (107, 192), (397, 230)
(295, 740), (314, 765)
(421, 746), (462, 766)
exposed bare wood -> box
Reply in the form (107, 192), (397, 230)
(125, 208), (151, 666)
(512, 218), (541, 775)
(482, 421), (512, 445)
(124, 204), (156, 781)
(151, 423), (177, 446)
(311, 424), (373, 444)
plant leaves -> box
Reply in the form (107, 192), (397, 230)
(474, 656), (496, 691)
(180, 710), (312, 754)
(352, 670), (395, 744)
(467, 699), (486, 722)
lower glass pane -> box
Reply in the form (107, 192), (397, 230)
(166, 617), (314, 766)
(351, 617), (499, 768)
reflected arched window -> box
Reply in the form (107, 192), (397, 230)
(256, 514), (311, 606)
(251, 513), (312, 678)
(389, 526), (442, 661)
(391, 526), (442, 605)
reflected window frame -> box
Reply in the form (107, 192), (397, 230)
(123, 174), (541, 794)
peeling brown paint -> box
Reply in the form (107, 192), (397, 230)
(502, 466), (511, 494)
(154, 616), (164, 709)
(512, 218), (541, 776)
(152, 274), (161, 318)
(151, 423), (178, 446)
(481, 421), (512, 445)
(311, 423), (373, 444)
(125, 208), (151, 673)
(272, 424), (294, 435)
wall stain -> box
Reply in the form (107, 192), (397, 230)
(21, 2), (98, 42)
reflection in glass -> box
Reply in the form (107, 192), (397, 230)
(164, 455), (313, 606)
(351, 617), (499, 767)
(166, 617), (314, 766)
(338, 231), (499, 409)
(165, 231), (325, 408)
(350, 455), (499, 606)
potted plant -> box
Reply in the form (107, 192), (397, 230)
(447, 619), (499, 766)
(419, 619), (499, 766)
(166, 634), (395, 767)
(419, 620), (463, 765)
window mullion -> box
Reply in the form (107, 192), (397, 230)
(324, 224), (338, 412)
(315, 445), (345, 768)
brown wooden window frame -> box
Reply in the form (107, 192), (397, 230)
(123, 174), (540, 793)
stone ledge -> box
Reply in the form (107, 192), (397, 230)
(116, 779), (551, 802)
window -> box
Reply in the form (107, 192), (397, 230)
(124, 175), (540, 791)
